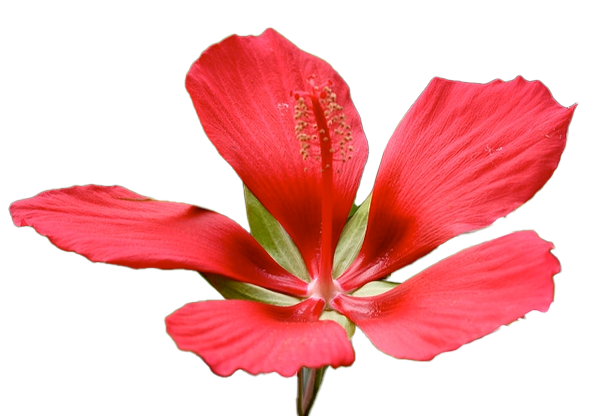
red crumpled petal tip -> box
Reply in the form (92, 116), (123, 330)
(340, 76), (574, 290)
(166, 298), (355, 377)
(10, 185), (307, 296)
(332, 231), (558, 361)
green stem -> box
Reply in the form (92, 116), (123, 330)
(296, 366), (327, 416)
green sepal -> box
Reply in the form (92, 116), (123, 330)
(244, 186), (311, 282)
(350, 280), (398, 297)
(332, 194), (372, 278)
(203, 273), (301, 307)
(319, 310), (356, 338)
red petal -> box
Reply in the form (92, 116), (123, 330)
(165, 298), (355, 376)
(10, 185), (307, 296)
(186, 29), (368, 275)
(332, 231), (558, 360)
(339, 77), (574, 290)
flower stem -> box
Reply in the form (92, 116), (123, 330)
(296, 366), (327, 416)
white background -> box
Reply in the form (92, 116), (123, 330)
(1, 1), (597, 415)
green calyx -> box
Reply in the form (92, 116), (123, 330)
(350, 280), (398, 297)
(319, 310), (356, 338)
(332, 194), (371, 278)
(204, 273), (301, 306)
(244, 186), (311, 282)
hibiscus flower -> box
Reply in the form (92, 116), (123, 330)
(10, 28), (575, 414)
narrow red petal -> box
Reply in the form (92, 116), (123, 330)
(10, 185), (307, 296)
(332, 231), (558, 360)
(186, 29), (368, 275)
(339, 77), (574, 290)
(165, 298), (355, 377)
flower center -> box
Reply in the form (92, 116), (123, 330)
(307, 275), (342, 306)
(292, 76), (353, 306)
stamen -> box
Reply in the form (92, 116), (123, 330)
(290, 76), (357, 306)
(291, 80), (354, 169)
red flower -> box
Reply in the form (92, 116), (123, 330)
(10, 29), (575, 378)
